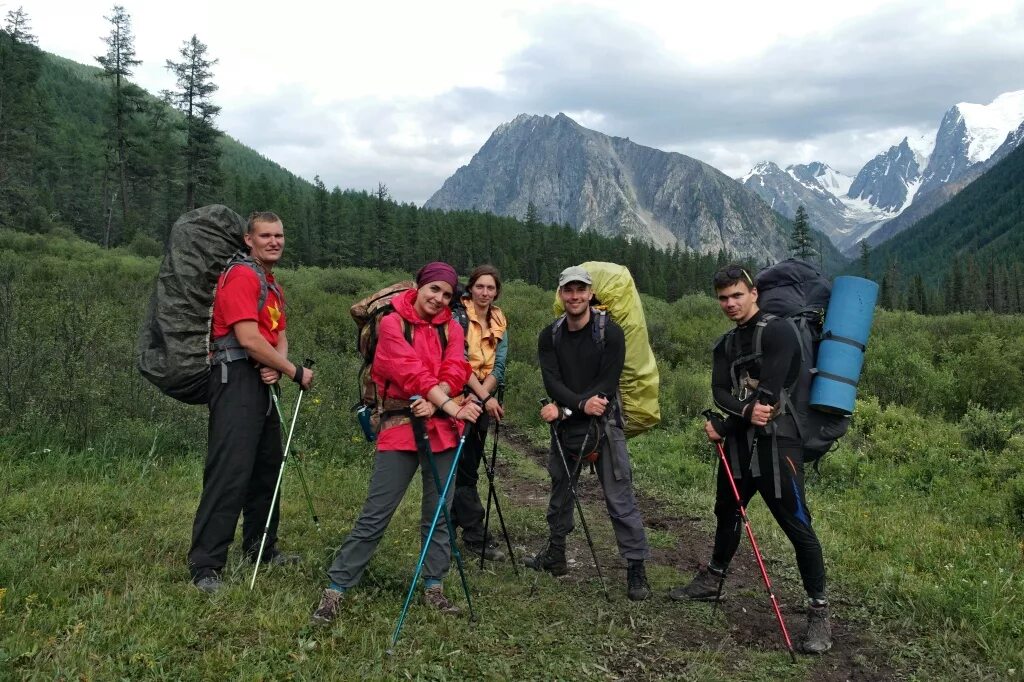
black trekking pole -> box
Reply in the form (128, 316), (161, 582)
(249, 359), (314, 590)
(542, 398), (611, 603)
(390, 407), (474, 650)
(702, 407), (797, 663)
(479, 385), (518, 573)
(270, 386), (320, 531)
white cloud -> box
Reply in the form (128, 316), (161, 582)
(17, 0), (1024, 203)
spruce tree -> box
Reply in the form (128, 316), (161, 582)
(790, 205), (815, 260)
(0, 7), (50, 228)
(164, 34), (222, 210)
(96, 5), (143, 245)
(858, 240), (871, 279)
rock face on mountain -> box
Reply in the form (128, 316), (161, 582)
(425, 113), (795, 262)
(848, 138), (925, 212)
(743, 90), (1024, 254)
(739, 161), (851, 245)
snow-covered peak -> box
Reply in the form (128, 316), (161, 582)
(955, 90), (1024, 164)
(785, 162), (854, 197)
(904, 133), (935, 167)
(739, 161), (782, 183)
(812, 164), (854, 197)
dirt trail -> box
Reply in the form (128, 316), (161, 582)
(493, 428), (902, 681)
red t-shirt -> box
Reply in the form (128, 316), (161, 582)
(211, 266), (286, 346)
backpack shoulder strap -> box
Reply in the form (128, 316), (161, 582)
(399, 317), (449, 355)
(223, 252), (271, 313)
(591, 308), (607, 348)
(551, 313), (568, 346)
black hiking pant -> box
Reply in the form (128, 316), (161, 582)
(710, 433), (826, 599)
(188, 360), (283, 581)
(450, 414), (491, 545)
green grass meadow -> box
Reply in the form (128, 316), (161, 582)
(1, 229), (1023, 679)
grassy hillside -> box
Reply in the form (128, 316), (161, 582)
(1, 230), (1022, 679)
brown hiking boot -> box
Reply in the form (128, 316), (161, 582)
(422, 585), (461, 615)
(310, 588), (344, 626)
(800, 603), (833, 654)
(668, 565), (726, 602)
(524, 544), (568, 576)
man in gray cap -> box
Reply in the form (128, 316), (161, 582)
(525, 266), (652, 601)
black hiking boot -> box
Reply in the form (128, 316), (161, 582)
(310, 588), (345, 626)
(799, 602), (833, 654)
(668, 565), (726, 602)
(463, 537), (506, 562)
(524, 544), (568, 576)
(193, 574), (223, 594)
(626, 560), (651, 601)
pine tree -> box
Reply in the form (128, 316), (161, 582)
(858, 240), (871, 279)
(0, 7), (47, 227)
(790, 205), (815, 260)
(910, 274), (927, 314)
(96, 5), (143, 245)
(164, 34), (222, 210)
(524, 201), (540, 230)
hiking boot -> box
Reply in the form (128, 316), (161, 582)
(626, 560), (651, 601)
(800, 602), (833, 654)
(310, 588), (344, 626)
(524, 544), (568, 576)
(193, 575), (223, 594)
(668, 565), (726, 602)
(422, 585), (461, 615)
(463, 538), (506, 562)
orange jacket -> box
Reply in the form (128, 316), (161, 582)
(463, 300), (507, 381)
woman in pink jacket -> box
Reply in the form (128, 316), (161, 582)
(312, 262), (481, 624)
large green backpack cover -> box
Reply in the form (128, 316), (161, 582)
(136, 205), (248, 404)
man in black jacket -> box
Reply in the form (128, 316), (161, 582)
(525, 266), (651, 601)
(669, 264), (831, 654)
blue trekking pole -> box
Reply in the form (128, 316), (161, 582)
(389, 401), (473, 651)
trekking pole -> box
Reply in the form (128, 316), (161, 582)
(270, 387), (320, 531)
(701, 408), (797, 663)
(249, 359), (315, 590)
(479, 385), (518, 573)
(542, 398), (611, 603)
(390, 409), (473, 650)
(409, 399), (476, 620)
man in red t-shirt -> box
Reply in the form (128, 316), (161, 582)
(188, 211), (315, 594)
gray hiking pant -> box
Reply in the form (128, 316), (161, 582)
(546, 424), (650, 561)
(327, 449), (455, 588)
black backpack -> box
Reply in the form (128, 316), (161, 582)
(137, 205), (276, 405)
(753, 259), (851, 465)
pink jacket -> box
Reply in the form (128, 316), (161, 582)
(371, 289), (471, 452)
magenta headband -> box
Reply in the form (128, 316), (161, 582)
(415, 261), (459, 291)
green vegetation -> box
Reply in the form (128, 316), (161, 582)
(856, 143), (1024, 314)
(0, 8), (741, 303)
(1, 230), (1022, 679)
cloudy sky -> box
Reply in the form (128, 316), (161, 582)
(18, 0), (1024, 203)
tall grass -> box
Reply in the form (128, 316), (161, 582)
(1, 229), (1022, 677)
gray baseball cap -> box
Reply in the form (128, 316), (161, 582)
(558, 265), (592, 288)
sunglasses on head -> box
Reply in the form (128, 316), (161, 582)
(715, 266), (754, 288)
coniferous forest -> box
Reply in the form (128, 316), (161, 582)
(0, 6), (733, 301)
(3, 5), (1022, 308)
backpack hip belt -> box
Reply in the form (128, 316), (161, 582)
(210, 331), (251, 382)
